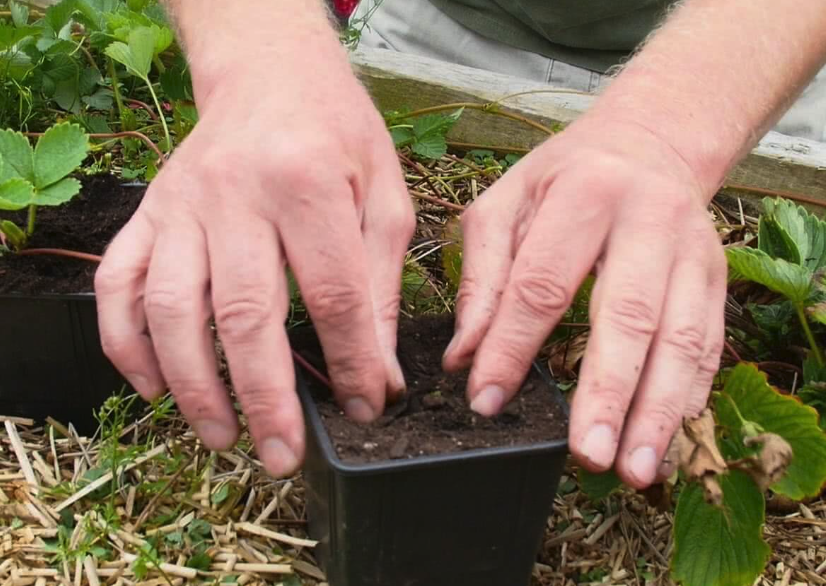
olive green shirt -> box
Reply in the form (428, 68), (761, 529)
(426, 0), (676, 73)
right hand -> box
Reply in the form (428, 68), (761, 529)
(94, 20), (415, 477)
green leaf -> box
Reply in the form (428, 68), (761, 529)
(411, 108), (463, 141)
(804, 353), (826, 385)
(748, 302), (794, 337)
(0, 129), (34, 183)
(176, 102), (198, 124)
(159, 59), (192, 101)
(762, 197), (826, 272)
(0, 178), (35, 210)
(441, 216), (462, 289)
(185, 552), (212, 571)
(9, 1), (29, 28)
(104, 26), (159, 80)
(281, 575), (303, 586)
(0, 24), (39, 50)
(758, 215), (801, 265)
(45, 0), (78, 33)
(715, 363), (826, 499)
(578, 468), (622, 501)
(33, 122), (89, 188)
(210, 483), (230, 505)
(389, 126), (414, 148)
(153, 25), (173, 55)
(0, 220), (27, 248)
(726, 247), (813, 304)
(411, 133), (447, 160)
(82, 88), (114, 110)
(34, 177), (81, 206)
(126, 26), (157, 77)
(52, 77), (82, 113)
(43, 53), (79, 82)
(671, 470), (770, 586)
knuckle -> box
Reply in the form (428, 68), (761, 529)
(639, 401), (684, 434)
(304, 282), (365, 327)
(511, 268), (571, 318)
(144, 287), (191, 322)
(169, 384), (218, 417)
(603, 297), (659, 338)
(94, 264), (127, 296)
(662, 324), (706, 362)
(581, 374), (632, 417)
(698, 341), (723, 379)
(214, 293), (274, 341)
(99, 334), (132, 363)
(236, 386), (282, 421)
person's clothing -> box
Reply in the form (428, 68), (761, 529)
(426, 0), (676, 74)
(352, 0), (826, 142)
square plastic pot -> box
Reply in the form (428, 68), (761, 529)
(296, 362), (569, 586)
(0, 293), (126, 433)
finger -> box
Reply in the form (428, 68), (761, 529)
(95, 210), (164, 400)
(362, 153), (417, 399)
(277, 178), (388, 423)
(464, 179), (612, 415)
(442, 171), (528, 373)
(143, 223), (238, 452)
(568, 202), (679, 473)
(207, 212), (301, 478)
(685, 241), (727, 417)
(612, 236), (709, 488)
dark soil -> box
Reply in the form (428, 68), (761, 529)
(290, 314), (568, 464)
(0, 174), (145, 295)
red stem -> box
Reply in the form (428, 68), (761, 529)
(124, 98), (158, 121)
(17, 248), (103, 263)
(724, 338), (743, 363)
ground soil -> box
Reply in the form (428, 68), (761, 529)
(0, 174), (145, 295)
(290, 314), (569, 464)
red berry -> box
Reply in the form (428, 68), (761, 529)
(333, 0), (359, 18)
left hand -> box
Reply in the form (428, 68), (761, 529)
(442, 116), (728, 489)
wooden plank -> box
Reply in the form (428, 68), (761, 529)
(351, 47), (826, 208)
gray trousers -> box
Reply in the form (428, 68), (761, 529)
(353, 0), (826, 142)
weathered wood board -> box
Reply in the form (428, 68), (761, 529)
(350, 47), (826, 210)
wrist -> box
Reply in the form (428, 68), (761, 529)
(588, 66), (735, 201)
(171, 0), (345, 105)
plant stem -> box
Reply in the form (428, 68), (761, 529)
(796, 303), (824, 366)
(26, 205), (36, 236)
(402, 102), (557, 136)
(108, 58), (126, 123)
(143, 76), (171, 153)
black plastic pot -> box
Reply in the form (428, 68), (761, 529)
(296, 362), (569, 586)
(0, 293), (126, 433)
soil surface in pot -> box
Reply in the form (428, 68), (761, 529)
(290, 314), (569, 464)
(0, 175), (145, 295)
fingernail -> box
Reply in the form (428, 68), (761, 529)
(470, 385), (505, 417)
(345, 397), (376, 422)
(629, 446), (658, 485)
(389, 356), (407, 395)
(193, 420), (236, 451)
(580, 424), (616, 469)
(658, 459), (677, 481)
(261, 438), (299, 478)
(444, 332), (462, 359)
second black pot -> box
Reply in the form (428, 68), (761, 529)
(0, 293), (127, 433)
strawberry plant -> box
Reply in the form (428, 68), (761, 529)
(0, 121), (89, 251)
(578, 197), (826, 586)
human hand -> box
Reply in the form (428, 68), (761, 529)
(94, 23), (414, 478)
(442, 117), (727, 489)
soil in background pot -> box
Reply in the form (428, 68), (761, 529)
(290, 314), (569, 464)
(0, 174), (146, 295)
